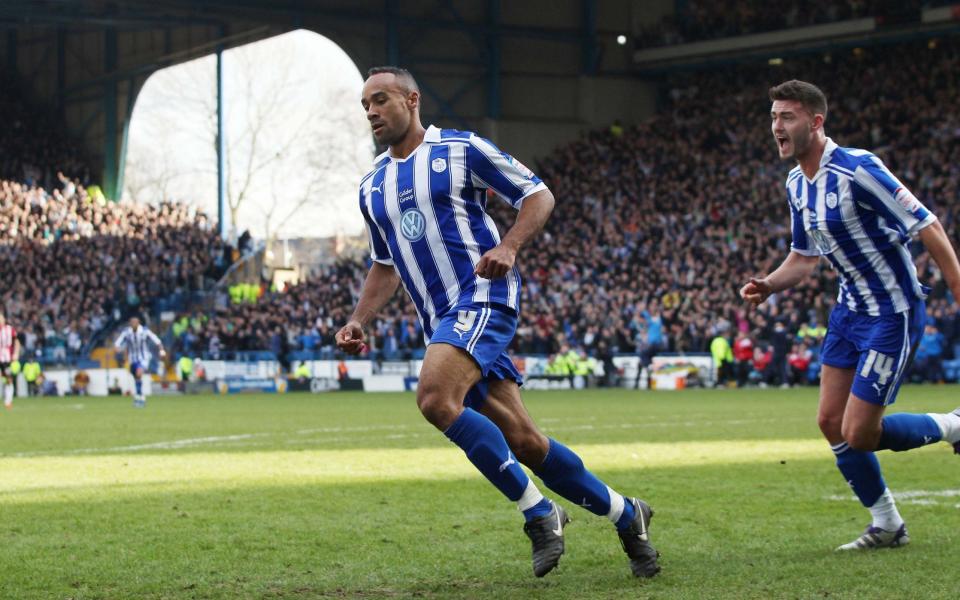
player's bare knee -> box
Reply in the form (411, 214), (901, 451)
(511, 430), (549, 466)
(844, 433), (877, 452)
(817, 411), (843, 441)
(842, 422), (879, 451)
(416, 385), (460, 430)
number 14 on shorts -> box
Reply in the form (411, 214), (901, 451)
(861, 349), (895, 392)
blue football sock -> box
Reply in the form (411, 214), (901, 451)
(876, 413), (942, 452)
(832, 442), (885, 507)
(134, 378), (143, 395)
(444, 408), (552, 521)
(533, 438), (636, 529)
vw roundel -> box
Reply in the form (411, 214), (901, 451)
(400, 208), (427, 242)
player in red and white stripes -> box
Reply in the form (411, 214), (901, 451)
(0, 313), (21, 409)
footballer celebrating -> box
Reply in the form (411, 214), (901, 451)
(114, 316), (166, 408)
(336, 67), (660, 578)
(742, 80), (960, 550)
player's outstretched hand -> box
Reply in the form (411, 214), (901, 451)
(336, 320), (367, 355)
(740, 277), (772, 305)
(475, 244), (516, 279)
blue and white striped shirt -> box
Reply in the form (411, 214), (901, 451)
(114, 326), (162, 364)
(788, 138), (936, 315)
(360, 125), (547, 339)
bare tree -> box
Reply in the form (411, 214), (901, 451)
(123, 31), (372, 241)
(123, 55), (218, 207)
(255, 88), (371, 248)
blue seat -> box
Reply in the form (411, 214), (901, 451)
(807, 361), (821, 383)
(942, 359), (960, 382)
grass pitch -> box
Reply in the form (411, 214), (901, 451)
(1, 387), (958, 599)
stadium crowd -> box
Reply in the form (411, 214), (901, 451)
(0, 70), (231, 362)
(514, 37), (960, 384)
(169, 263), (406, 368)
(175, 36), (960, 387)
(0, 178), (229, 360)
(0, 70), (90, 187)
(635, 1), (949, 48)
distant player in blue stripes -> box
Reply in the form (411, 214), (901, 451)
(741, 80), (960, 551)
(114, 317), (166, 408)
(335, 66), (659, 578)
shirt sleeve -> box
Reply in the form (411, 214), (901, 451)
(358, 186), (393, 266)
(466, 134), (547, 209)
(853, 155), (936, 234)
(787, 181), (821, 257)
(146, 329), (162, 347)
(114, 330), (128, 350)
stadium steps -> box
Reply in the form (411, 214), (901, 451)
(90, 346), (121, 368)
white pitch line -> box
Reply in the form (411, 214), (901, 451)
(294, 424), (414, 435)
(4, 414), (811, 458)
(111, 433), (271, 451)
(543, 416), (807, 433)
(827, 489), (960, 508)
(6, 424), (420, 457)
(6, 433), (270, 457)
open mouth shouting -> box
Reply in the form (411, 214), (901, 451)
(775, 134), (792, 156)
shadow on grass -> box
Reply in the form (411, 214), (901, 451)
(1, 457), (958, 600)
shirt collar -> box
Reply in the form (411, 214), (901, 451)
(820, 137), (837, 168)
(373, 124), (440, 165)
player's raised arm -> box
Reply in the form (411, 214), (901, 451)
(466, 134), (554, 279)
(335, 262), (400, 355)
(918, 218), (960, 302)
(146, 328), (163, 347)
(741, 251), (820, 305)
(150, 329), (167, 359)
(476, 188), (555, 280)
(113, 329), (128, 350)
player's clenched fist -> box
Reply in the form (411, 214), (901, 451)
(335, 320), (367, 355)
(740, 277), (772, 305)
(474, 244), (516, 279)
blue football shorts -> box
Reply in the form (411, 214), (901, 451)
(429, 302), (523, 409)
(820, 300), (925, 406)
(129, 360), (145, 376)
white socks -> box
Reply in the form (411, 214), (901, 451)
(869, 488), (904, 531)
(605, 486), (626, 524)
(927, 411), (960, 444)
(517, 480), (546, 512)
(3, 383), (12, 406)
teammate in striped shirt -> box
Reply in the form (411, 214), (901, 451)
(335, 67), (659, 578)
(0, 313), (21, 409)
(741, 80), (960, 551)
(114, 317), (166, 408)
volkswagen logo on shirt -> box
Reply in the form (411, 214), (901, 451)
(400, 209), (427, 241)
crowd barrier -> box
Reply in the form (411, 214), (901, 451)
(24, 354), (717, 397)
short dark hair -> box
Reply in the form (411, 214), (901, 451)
(367, 66), (419, 93)
(769, 80), (827, 122)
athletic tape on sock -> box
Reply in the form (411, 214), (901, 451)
(605, 485), (625, 522)
(517, 480), (546, 512)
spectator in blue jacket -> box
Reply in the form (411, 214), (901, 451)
(912, 324), (946, 383)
